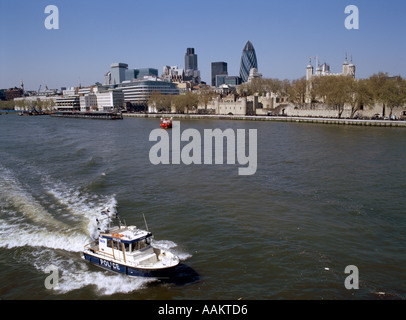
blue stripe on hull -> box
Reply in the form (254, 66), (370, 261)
(83, 253), (177, 278)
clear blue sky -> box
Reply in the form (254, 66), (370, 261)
(1, 0), (405, 90)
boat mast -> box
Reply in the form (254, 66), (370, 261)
(143, 213), (149, 232)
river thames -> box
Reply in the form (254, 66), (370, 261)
(0, 114), (405, 300)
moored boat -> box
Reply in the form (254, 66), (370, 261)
(82, 208), (180, 278)
(160, 117), (173, 129)
(51, 111), (123, 120)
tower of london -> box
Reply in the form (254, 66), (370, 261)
(305, 54), (356, 104)
(306, 54), (356, 81)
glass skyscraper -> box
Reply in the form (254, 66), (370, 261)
(185, 48), (198, 76)
(184, 48), (201, 83)
(239, 41), (258, 83)
(211, 62), (228, 86)
(110, 63), (129, 85)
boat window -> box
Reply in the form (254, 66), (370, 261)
(132, 241), (142, 251)
(132, 238), (150, 251)
(107, 239), (120, 250)
(113, 241), (120, 250)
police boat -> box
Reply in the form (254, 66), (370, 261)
(83, 208), (180, 277)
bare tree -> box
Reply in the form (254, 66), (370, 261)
(288, 77), (307, 105)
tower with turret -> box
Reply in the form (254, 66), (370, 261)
(342, 53), (356, 77)
(306, 57), (314, 81)
(348, 55), (356, 77)
(307, 54), (355, 80)
(305, 54), (356, 103)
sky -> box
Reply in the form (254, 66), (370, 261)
(1, 0), (405, 91)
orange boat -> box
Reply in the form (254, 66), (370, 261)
(160, 117), (173, 129)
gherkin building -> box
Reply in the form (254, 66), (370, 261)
(239, 41), (258, 83)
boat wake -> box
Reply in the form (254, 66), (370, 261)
(0, 164), (191, 296)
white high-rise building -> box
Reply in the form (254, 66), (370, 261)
(80, 90), (124, 112)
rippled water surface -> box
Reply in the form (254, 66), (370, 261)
(0, 114), (405, 299)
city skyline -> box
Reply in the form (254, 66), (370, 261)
(1, 0), (405, 91)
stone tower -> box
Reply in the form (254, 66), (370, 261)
(342, 53), (350, 76)
(342, 54), (356, 77)
(306, 57), (314, 81)
(348, 55), (356, 77)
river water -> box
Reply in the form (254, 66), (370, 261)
(0, 114), (405, 300)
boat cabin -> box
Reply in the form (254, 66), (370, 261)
(97, 226), (154, 262)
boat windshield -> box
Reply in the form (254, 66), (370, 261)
(131, 236), (151, 251)
(105, 236), (151, 252)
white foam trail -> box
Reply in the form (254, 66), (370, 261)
(42, 177), (117, 240)
(55, 271), (156, 295)
(0, 220), (88, 252)
(0, 165), (111, 251)
(0, 168), (69, 230)
(26, 248), (155, 295)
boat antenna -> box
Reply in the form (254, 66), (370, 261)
(142, 213), (149, 232)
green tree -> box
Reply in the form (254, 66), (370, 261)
(238, 78), (291, 98)
(348, 78), (374, 118)
(171, 92), (198, 114)
(369, 73), (406, 118)
(0, 100), (15, 110)
(198, 87), (216, 113)
(148, 91), (173, 113)
(369, 72), (388, 105)
(382, 76), (406, 118)
(312, 75), (353, 118)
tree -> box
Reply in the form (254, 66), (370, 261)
(348, 78), (374, 118)
(238, 78), (292, 99)
(148, 91), (173, 113)
(382, 76), (406, 118)
(369, 72), (388, 105)
(183, 92), (199, 114)
(0, 100), (15, 110)
(198, 87), (216, 113)
(288, 77), (307, 105)
(369, 72), (389, 117)
(312, 75), (353, 118)
(14, 99), (27, 111)
(369, 73), (406, 118)
(171, 92), (199, 114)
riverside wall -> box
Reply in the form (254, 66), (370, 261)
(123, 113), (406, 127)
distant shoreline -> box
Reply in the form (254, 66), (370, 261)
(2, 110), (405, 127)
(123, 113), (406, 127)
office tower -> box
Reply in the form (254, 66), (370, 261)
(110, 63), (129, 85)
(185, 48), (200, 83)
(239, 41), (258, 83)
(185, 48), (198, 76)
(211, 62), (228, 87)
